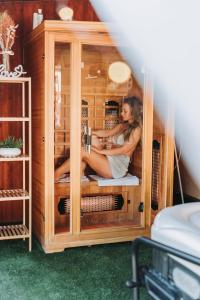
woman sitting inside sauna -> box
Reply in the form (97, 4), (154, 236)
(55, 96), (142, 181)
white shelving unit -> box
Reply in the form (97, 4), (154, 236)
(0, 77), (32, 251)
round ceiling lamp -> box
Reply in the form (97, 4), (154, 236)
(108, 61), (131, 84)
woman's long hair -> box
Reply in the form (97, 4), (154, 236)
(122, 96), (143, 141)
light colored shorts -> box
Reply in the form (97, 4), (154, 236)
(107, 155), (130, 179)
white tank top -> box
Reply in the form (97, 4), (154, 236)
(112, 133), (125, 145)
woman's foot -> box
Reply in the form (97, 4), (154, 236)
(55, 168), (60, 182)
(55, 173), (70, 183)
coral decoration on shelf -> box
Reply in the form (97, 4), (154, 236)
(0, 11), (26, 78)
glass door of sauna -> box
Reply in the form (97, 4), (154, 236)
(80, 44), (143, 231)
(54, 42), (71, 234)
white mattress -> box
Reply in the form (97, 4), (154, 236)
(151, 202), (200, 296)
(151, 202), (200, 258)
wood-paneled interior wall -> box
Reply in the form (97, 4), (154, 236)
(0, 0), (99, 223)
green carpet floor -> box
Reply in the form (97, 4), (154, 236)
(0, 239), (150, 300)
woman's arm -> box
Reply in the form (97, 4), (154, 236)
(92, 124), (123, 138)
(92, 127), (142, 156)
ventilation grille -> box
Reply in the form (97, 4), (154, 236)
(152, 140), (161, 210)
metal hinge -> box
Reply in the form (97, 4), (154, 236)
(138, 202), (144, 212)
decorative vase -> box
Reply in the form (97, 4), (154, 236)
(2, 50), (10, 72)
(0, 148), (21, 157)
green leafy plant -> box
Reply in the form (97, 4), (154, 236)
(0, 136), (23, 148)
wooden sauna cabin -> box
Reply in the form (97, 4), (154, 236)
(25, 21), (174, 253)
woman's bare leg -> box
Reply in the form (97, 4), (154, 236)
(82, 148), (112, 178)
(81, 161), (86, 176)
(55, 147), (112, 181)
(55, 159), (87, 181)
(55, 159), (70, 181)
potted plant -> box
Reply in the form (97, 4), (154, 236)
(0, 136), (23, 157)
